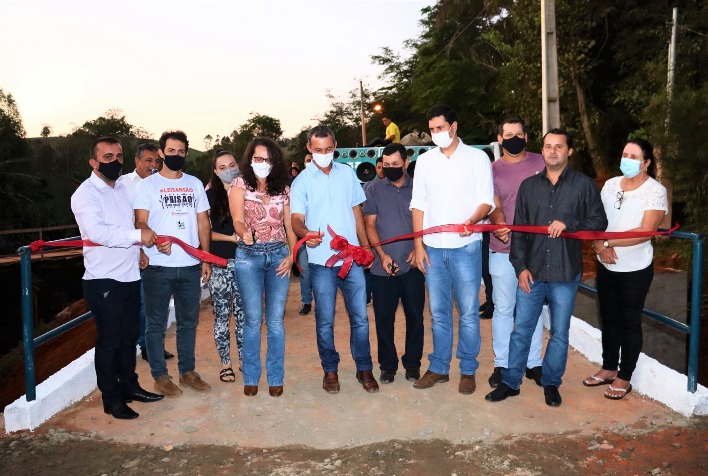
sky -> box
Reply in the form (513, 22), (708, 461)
(1, 0), (436, 145)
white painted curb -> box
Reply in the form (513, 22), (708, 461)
(3, 289), (208, 433)
(568, 315), (708, 417)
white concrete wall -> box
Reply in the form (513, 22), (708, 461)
(3, 289), (203, 433)
(567, 314), (708, 417)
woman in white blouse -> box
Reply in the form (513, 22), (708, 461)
(583, 139), (668, 400)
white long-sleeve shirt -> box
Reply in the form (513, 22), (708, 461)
(71, 172), (142, 281)
(409, 140), (495, 249)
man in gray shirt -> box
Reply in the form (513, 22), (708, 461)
(363, 143), (425, 384)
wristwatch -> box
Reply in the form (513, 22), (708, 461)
(603, 240), (611, 249)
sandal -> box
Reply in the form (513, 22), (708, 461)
(219, 367), (236, 383)
(604, 384), (632, 400)
(582, 374), (616, 387)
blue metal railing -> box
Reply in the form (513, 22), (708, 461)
(17, 236), (93, 402)
(16, 231), (705, 401)
(578, 230), (704, 392)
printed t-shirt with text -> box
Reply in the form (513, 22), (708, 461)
(134, 173), (210, 267)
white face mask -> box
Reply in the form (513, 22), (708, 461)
(312, 152), (334, 168)
(431, 128), (454, 149)
(252, 161), (272, 179)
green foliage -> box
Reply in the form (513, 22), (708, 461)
(0, 88), (51, 242)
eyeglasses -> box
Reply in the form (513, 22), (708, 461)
(252, 156), (272, 164)
(615, 190), (625, 209)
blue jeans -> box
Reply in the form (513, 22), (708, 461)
(234, 242), (290, 386)
(502, 275), (580, 389)
(297, 247), (313, 305)
(309, 263), (373, 372)
(489, 252), (543, 368)
(142, 264), (202, 379)
(424, 242), (483, 375)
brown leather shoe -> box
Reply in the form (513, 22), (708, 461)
(413, 370), (450, 389)
(269, 386), (283, 397)
(322, 372), (340, 394)
(459, 375), (476, 394)
(179, 371), (211, 392)
(356, 370), (380, 393)
(244, 385), (258, 396)
(154, 375), (183, 397)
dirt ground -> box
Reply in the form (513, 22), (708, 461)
(1, 417), (706, 475)
(2, 276), (707, 475)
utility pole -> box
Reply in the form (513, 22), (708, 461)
(360, 80), (367, 146)
(541, 0), (560, 133)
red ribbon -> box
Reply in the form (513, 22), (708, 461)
(291, 223), (679, 279)
(323, 225), (374, 279)
(27, 235), (227, 267)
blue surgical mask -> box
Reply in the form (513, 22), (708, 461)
(620, 157), (641, 178)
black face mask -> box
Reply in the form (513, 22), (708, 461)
(501, 136), (527, 156)
(97, 159), (122, 181)
(383, 166), (405, 182)
(163, 154), (186, 171)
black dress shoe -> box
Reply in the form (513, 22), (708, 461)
(298, 304), (312, 315)
(380, 370), (395, 384)
(125, 388), (164, 403)
(488, 367), (503, 388)
(164, 349), (175, 359)
(485, 383), (520, 402)
(525, 366), (543, 386)
(405, 368), (420, 381)
(544, 385), (562, 407)
(104, 401), (139, 419)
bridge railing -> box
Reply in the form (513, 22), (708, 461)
(17, 236), (92, 402)
(16, 230), (704, 402)
(578, 230), (704, 392)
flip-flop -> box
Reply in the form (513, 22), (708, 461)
(219, 367), (236, 383)
(604, 384), (632, 400)
(582, 374), (616, 387)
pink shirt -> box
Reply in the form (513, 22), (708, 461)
(489, 152), (545, 253)
(234, 177), (289, 243)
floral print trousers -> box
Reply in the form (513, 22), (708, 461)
(207, 258), (245, 365)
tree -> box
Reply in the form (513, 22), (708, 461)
(0, 87), (49, 239)
(40, 124), (52, 138)
(71, 108), (137, 138)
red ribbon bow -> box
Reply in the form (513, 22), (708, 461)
(324, 225), (374, 279)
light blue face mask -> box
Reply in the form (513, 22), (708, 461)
(217, 168), (239, 184)
(619, 157), (642, 178)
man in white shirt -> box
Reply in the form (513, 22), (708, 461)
(71, 137), (163, 420)
(117, 143), (173, 362)
(411, 104), (494, 394)
(134, 130), (212, 397)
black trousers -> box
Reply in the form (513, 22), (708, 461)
(83, 279), (141, 405)
(596, 262), (654, 381)
(370, 269), (425, 371)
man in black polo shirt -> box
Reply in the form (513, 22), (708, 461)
(363, 143), (425, 384)
(485, 128), (607, 407)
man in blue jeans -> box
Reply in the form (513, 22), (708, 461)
(485, 128), (607, 407)
(134, 130), (213, 397)
(290, 124), (379, 394)
(411, 105), (494, 394)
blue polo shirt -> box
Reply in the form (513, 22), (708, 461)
(362, 175), (415, 277)
(290, 162), (366, 266)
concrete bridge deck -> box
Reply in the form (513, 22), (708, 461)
(19, 281), (694, 450)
